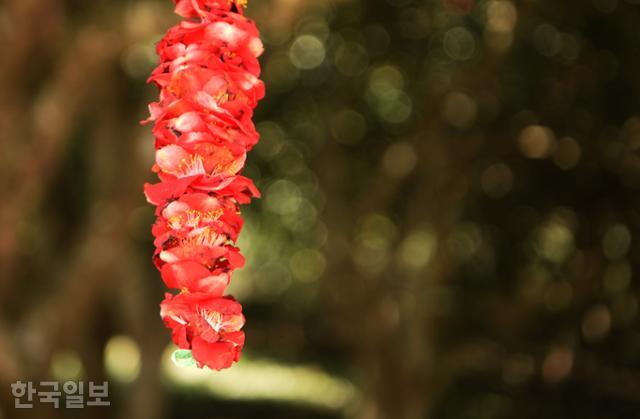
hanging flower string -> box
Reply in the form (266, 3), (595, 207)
(143, 0), (264, 370)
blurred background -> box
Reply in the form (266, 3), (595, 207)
(2, 0), (640, 418)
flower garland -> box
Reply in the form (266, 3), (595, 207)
(143, 0), (264, 370)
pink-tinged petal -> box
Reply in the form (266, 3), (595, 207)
(191, 336), (235, 370)
(179, 193), (222, 212)
(143, 102), (164, 124)
(196, 273), (230, 296)
(162, 200), (191, 219)
(194, 92), (217, 112)
(203, 74), (227, 95)
(206, 22), (246, 47)
(174, 111), (205, 132)
(173, 0), (196, 18)
(158, 250), (180, 264)
(156, 145), (190, 174)
(248, 37), (264, 58)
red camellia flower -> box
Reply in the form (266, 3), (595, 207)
(160, 292), (245, 369)
(144, 0), (263, 370)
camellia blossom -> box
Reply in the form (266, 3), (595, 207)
(144, 0), (263, 370)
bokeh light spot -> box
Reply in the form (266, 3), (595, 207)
(398, 229), (437, 271)
(442, 91), (477, 128)
(582, 305), (612, 342)
(382, 142), (417, 178)
(533, 24), (562, 57)
(486, 1), (517, 32)
(289, 35), (326, 70)
(50, 350), (84, 381)
(104, 335), (141, 383)
(443, 27), (476, 60)
(290, 249), (327, 283)
(353, 214), (397, 277)
(369, 65), (404, 91)
(266, 180), (303, 215)
(367, 65), (412, 123)
(255, 263), (292, 297)
(542, 347), (573, 383)
(481, 163), (513, 198)
(518, 125), (555, 158)
(602, 223), (631, 261)
(603, 260), (632, 295)
(331, 109), (367, 145)
(255, 121), (286, 160)
(552, 137), (581, 170)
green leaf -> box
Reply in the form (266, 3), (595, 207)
(171, 349), (196, 368)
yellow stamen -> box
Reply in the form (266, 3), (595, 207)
(202, 208), (224, 222)
(167, 215), (184, 230)
(184, 209), (202, 227)
(215, 91), (230, 104)
(180, 226), (224, 249)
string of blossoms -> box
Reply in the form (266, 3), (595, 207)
(143, 0), (264, 370)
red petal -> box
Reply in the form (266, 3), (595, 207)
(161, 260), (206, 288)
(224, 331), (245, 347)
(226, 247), (245, 268)
(172, 325), (191, 349)
(191, 336), (236, 370)
(144, 176), (199, 206)
(161, 260), (229, 295)
(224, 331), (245, 361)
